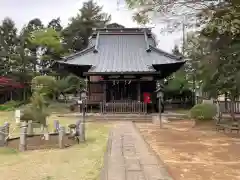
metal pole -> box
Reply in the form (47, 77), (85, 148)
(158, 97), (162, 128)
(80, 100), (86, 142)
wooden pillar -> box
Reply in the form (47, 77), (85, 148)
(103, 81), (107, 102)
(137, 80), (141, 102)
(87, 76), (90, 94)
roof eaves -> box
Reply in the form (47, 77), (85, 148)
(149, 45), (184, 61)
(93, 32), (100, 53)
(147, 65), (156, 71)
(144, 31), (151, 52)
(63, 46), (95, 62)
(88, 65), (97, 72)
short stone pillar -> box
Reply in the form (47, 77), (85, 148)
(44, 125), (49, 141)
(4, 122), (10, 141)
(0, 126), (6, 147)
(27, 120), (34, 136)
(15, 109), (21, 124)
(58, 126), (65, 149)
(54, 120), (60, 133)
(19, 121), (27, 151)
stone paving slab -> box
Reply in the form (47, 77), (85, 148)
(101, 122), (173, 180)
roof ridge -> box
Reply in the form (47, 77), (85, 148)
(149, 45), (183, 60)
(93, 27), (152, 32)
(63, 46), (95, 61)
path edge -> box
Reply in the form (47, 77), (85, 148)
(100, 129), (113, 180)
(132, 122), (175, 180)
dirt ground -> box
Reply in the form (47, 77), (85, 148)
(136, 121), (240, 180)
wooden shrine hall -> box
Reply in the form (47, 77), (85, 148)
(56, 28), (185, 113)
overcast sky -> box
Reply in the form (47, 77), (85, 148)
(0, 0), (182, 52)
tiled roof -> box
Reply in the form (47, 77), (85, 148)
(59, 28), (185, 74)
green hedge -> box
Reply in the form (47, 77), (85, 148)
(190, 103), (217, 121)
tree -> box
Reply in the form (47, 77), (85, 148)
(26, 18), (44, 32)
(24, 18), (44, 73)
(48, 18), (63, 32)
(29, 28), (63, 74)
(0, 18), (18, 76)
(21, 76), (54, 131)
(31, 75), (57, 98)
(165, 45), (190, 93)
(183, 1), (240, 120)
(56, 75), (85, 101)
(200, 3), (240, 120)
(125, 0), (231, 34)
(10, 27), (36, 100)
(63, 0), (111, 51)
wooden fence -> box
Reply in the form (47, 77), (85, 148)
(196, 96), (240, 114)
(100, 101), (147, 114)
(218, 101), (240, 114)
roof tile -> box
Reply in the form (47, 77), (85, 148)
(60, 31), (184, 73)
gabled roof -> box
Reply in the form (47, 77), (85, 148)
(58, 28), (185, 75)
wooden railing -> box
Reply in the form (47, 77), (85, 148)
(100, 101), (147, 114)
(196, 96), (240, 114)
(218, 101), (240, 114)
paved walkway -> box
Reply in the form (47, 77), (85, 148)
(101, 122), (173, 180)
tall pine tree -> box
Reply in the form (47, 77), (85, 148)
(63, 0), (111, 52)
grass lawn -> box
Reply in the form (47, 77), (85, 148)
(0, 109), (111, 180)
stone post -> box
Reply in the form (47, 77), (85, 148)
(15, 109), (21, 124)
(79, 101), (86, 142)
(0, 126), (6, 147)
(76, 120), (81, 143)
(27, 120), (34, 136)
(19, 121), (27, 151)
(44, 125), (49, 141)
(4, 122), (10, 141)
(58, 126), (65, 149)
(54, 120), (60, 133)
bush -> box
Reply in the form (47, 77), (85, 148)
(190, 103), (217, 121)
